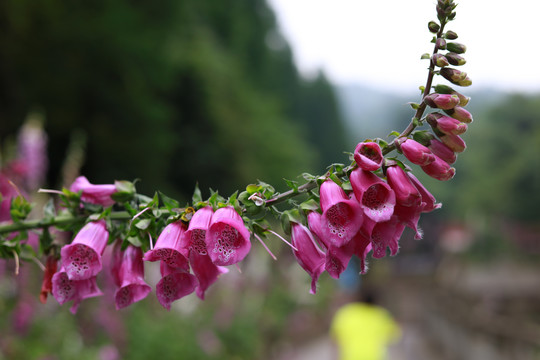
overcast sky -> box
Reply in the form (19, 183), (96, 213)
(268, 0), (540, 94)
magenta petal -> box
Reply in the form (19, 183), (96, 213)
(386, 166), (421, 207)
(370, 217), (405, 258)
(70, 176), (117, 207)
(350, 169), (396, 223)
(206, 206), (251, 266)
(307, 211), (328, 249)
(428, 139), (456, 164)
(52, 268), (103, 314)
(181, 206), (214, 256)
(190, 252), (228, 300)
(393, 204), (424, 240)
(112, 245), (151, 310)
(143, 221), (190, 270)
(325, 242), (354, 279)
(156, 269), (197, 310)
(421, 155), (456, 181)
(61, 220), (109, 281)
(354, 142), (383, 171)
(399, 139), (436, 166)
(319, 180), (363, 247)
(291, 223), (326, 294)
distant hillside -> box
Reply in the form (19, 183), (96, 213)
(335, 84), (508, 147)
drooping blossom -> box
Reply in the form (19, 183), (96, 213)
(428, 139), (456, 164)
(205, 206), (251, 266)
(393, 204), (424, 240)
(181, 206), (228, 299)
(386, 165), (421, 207)
(291, 222), (326, 294)
(156, 263), (197, 310)
(353, 142), (383, 171)
(52, 268), (103, 314)
(143, 221), (190, 270)
(70, 176), (117, 207)
(111, 243), (151, 310)
(421, 155), (456, 181)
(407, 172), (442, 213)
(397, 139), (436, 166)
(350, 169), (395, 223)
(370, 216), (405, 258)
(60, 220), (109, 281)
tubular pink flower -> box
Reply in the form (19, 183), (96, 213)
(440, 134), (466, 153)
(353, 142), (383, 171)
(398, 138), (436, 166)
(430, 115), (467, 135)
(189, 251), (228, 300)
(370, 217), (405, 258)
(407, 172), (442, 213)
(424, 93), (460, 110)
(421, 155), (456, 181)
(205, 206), (251, 266)
(156, 263), (198, 310)
(143, 221), (190, 270)
(60, 220), (109, 281)
(70, 176), (117, 207)
(291, 223), (326, 294)
(350, 169), (395, 222)
(394, 204), (424, 240)
(17, 119), (48, 191)
(111, 243), (151, 310)
(428, 139), (456, 164)
(179, 206), (228, 299)
(180, 206), (213, 256)
(386, 166), (421, 207)
(319, 180), (363, 247)
(52, 268), (103, 314)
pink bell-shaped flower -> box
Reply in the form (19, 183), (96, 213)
(156, 263), (197, 310)
(291, 222), (326, 294)
(319, 180), (363, 247)
(143, 221), (190, 270)
(52, 268), (103, 314)
(398, 138), (436, 166)
(60, 220), (109, 281)
(350, 168), (396, 223)
(386, 165), (421, 207)
(205, 206), (251, 266)
(111, 243), (151, 310)
(70, 176), (117, 207)
(354, 142), (384, 171)
(181, 206), (229, 299)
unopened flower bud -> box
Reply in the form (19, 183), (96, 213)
(428, 115), (467, 135)
(446, 52), (466, 66)
(436, 38), (447, 50)
(424, 93), (460, 110)
(440, 68), (471, 87)
(440, 133), (466, 153)
(428, 139), (456, 164)
(444, 106), (473, 123)
(428, 21), (440, 33)
(397, 138), (436, 166)
(446, 42), (467, 54)
(444, 30), (458, 40)
(431, 54), (449, 67)
(421, 156), (456, 181)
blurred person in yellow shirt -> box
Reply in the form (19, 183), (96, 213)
(331, 287), (401, 360)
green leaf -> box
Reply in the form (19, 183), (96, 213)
(43, 198), (56, 221)
(246, 184), (262, 195)
(39, 227), (54, 255)
(134, 219), (151, 230)
(159, 192), (180, 212)
(111, 180), (135, 202)
(284, 179), (299, 192)
(300, 199), (319, 212)
(126, 236), (143, 248)
(388, 131), (401, 138)
(192, 183), (202, 204)
(408, 102), (420, 110)
(10, 195), (33, 222)
(19, 244), (37, 261)
(420, 53), (430, 59)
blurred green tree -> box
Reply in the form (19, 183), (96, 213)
(0, 0), (346, 198)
